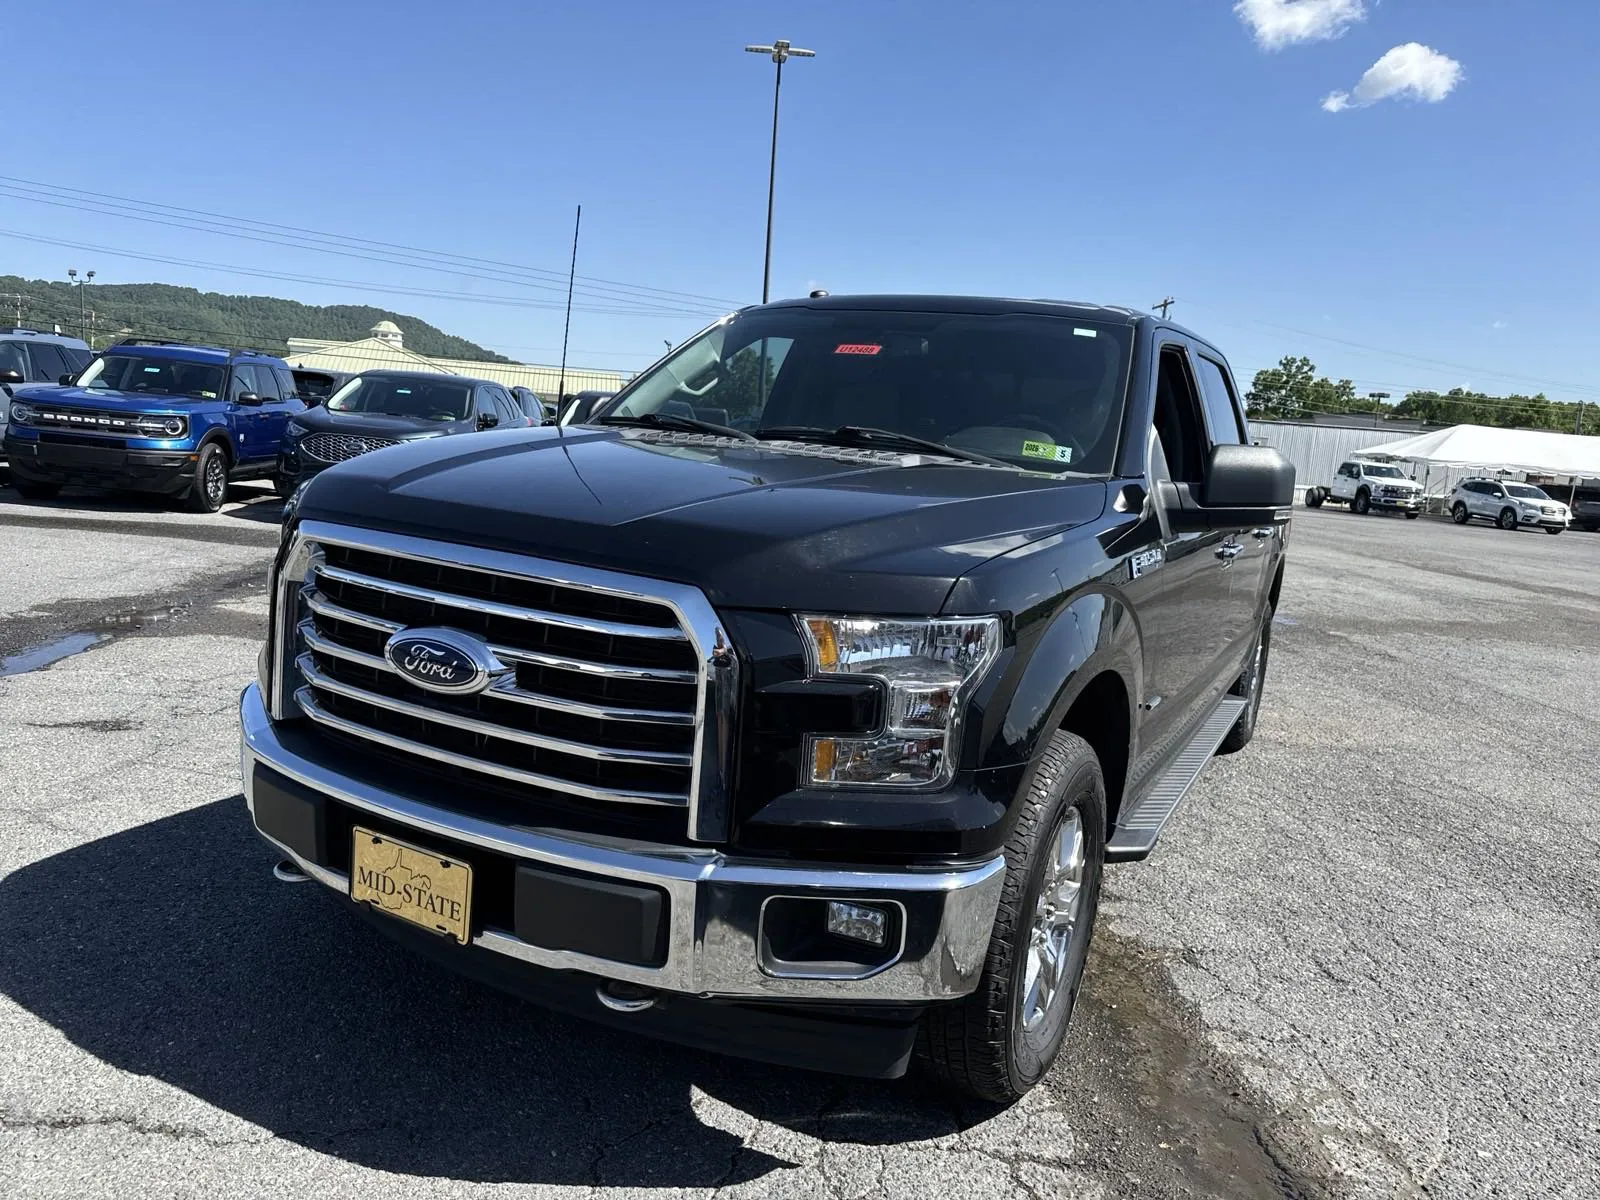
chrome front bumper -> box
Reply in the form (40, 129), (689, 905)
(240, 683), (1006, 1003)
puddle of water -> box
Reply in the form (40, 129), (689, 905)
(0, 631), (113, 677)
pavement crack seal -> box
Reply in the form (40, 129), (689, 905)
(0, 1110), (261, 1148)
(1063, 929), (1345, 1199)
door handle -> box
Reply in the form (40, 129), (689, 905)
(1215, 541), (1243, 561)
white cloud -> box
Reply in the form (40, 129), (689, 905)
(1235, 0), (1365, 50)
(1492, 320), (1508, 331)
(1323, 43), (1464, 112)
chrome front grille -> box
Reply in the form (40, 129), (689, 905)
(273, 522), (736, 842)
(301, 432), (402, 463)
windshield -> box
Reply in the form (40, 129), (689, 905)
(1504, 484), (1548, 499)
(77, 353), (225, 399)
(1361, 464), (1406, 479)
(327, 375), (471, 421)
(589, 309), (1134, 474)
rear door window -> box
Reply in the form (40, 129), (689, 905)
(26, 342), (69, 382)
(250, 364), (282, 401)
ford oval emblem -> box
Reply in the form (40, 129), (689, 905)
(383, 627), (506, 695)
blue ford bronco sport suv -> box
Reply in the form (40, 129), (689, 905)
(3, 339), (305, 512)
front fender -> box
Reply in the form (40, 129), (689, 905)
(974, 586), (1141, 774)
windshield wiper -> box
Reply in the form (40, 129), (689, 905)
(597, 412), (756, 442)
(753, 424), (1010, 468)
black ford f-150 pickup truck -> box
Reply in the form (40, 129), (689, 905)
(241, 295), (1293, 1102)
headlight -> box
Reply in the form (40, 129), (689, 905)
(8, 401), (34, 425)
(797, 615), (1001, 788)
(134, 415), (186, 438)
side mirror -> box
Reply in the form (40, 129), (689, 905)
(1166, 444), (1295, 531)
(235, 391), (264, 407)
(58, 373), (76, 386)
(0, 368), (23, 386)
(477, 411), (499, 430)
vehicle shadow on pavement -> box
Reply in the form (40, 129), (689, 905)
(0, 797), (990, 1187)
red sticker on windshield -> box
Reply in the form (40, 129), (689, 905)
(834, 343), (882, 356)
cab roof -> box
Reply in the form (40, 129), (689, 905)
(107, 339), (287, 366)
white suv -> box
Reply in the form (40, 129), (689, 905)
(1450, 478), (1570, 534)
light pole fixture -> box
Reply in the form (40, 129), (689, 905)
(68, 267), (95, 343)
(744, 38), (814, 304)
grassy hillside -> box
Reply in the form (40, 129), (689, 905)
(0, 276), (512, 362)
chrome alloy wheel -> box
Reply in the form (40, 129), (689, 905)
(1019, 809), (1086, 1031)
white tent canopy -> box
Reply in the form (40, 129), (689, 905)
(1355, 424), (1600, 478)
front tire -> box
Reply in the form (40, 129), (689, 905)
(1498, 507), (1519, 531)
(1352, 488), (1371, 515)
(1405, 511), (1420, 520)
(1544, 526), (1562, 535)
(919, 731), (1106, 1104)
(185, 442), (230, 513)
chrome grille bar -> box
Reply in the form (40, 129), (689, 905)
(302, 594), (696, 684)
(292, 688), (688, 807)
(313, 561), (688, 642)
(297, 654), (692, 767)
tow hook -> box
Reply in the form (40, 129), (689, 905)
(272, 858), (312, 883)
(596, 980), (659, 1013)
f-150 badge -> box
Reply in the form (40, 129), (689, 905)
(1129, 548), (1164, 579)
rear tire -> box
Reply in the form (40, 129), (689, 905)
(1498, 507), (1519, 531)
(1218, 605), (1273, 755)
(1405, 511), (1420, 520)
(1544, 526), (1562, 535)
(12, 481), (61, 501)
(1452, 502), (1469, 525)
(1353, 489), (1371, 515)
(919, 730), (1106, 1104)
(1304, 488), (1325, 508)
(185, 442), (230, 514)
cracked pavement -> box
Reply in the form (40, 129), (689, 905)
(1, 487), (1595, 1198)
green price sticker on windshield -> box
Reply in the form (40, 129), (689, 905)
(1021, 439), (1072, 464)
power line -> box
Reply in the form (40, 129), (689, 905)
(0, 229), (724, 320)
(0, 176), (749, 312)
(1182, 300), (1600, 399)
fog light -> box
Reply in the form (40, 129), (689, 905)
(826, 900), (889, 947)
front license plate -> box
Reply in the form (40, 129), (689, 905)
(350, 827), (473, 944)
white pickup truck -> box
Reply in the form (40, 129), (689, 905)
(1304, 460), (1423, 518)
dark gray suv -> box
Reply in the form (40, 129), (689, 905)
(0, 329), (93, 445)
(275, 369), (533, 495)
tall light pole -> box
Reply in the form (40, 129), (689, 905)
(744, 38), (814, 304)
(67, 268), (94, 343)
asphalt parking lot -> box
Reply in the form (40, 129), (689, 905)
(1, 486), (1596, 1200)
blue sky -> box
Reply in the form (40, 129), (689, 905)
(6, 0), (1595, 402)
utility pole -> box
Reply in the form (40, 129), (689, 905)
(1154, 297), (1175, 319)
(745, 38), (815, 304)
(1577, 401), (1585, 436)
(67, 268), (95, 341)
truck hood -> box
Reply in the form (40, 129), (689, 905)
(290, 405), (464, 439)
(13, 384), (215, 414)
(294, 426), (1107, 612)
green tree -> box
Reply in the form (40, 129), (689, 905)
(1245, 356), (1363, 419)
